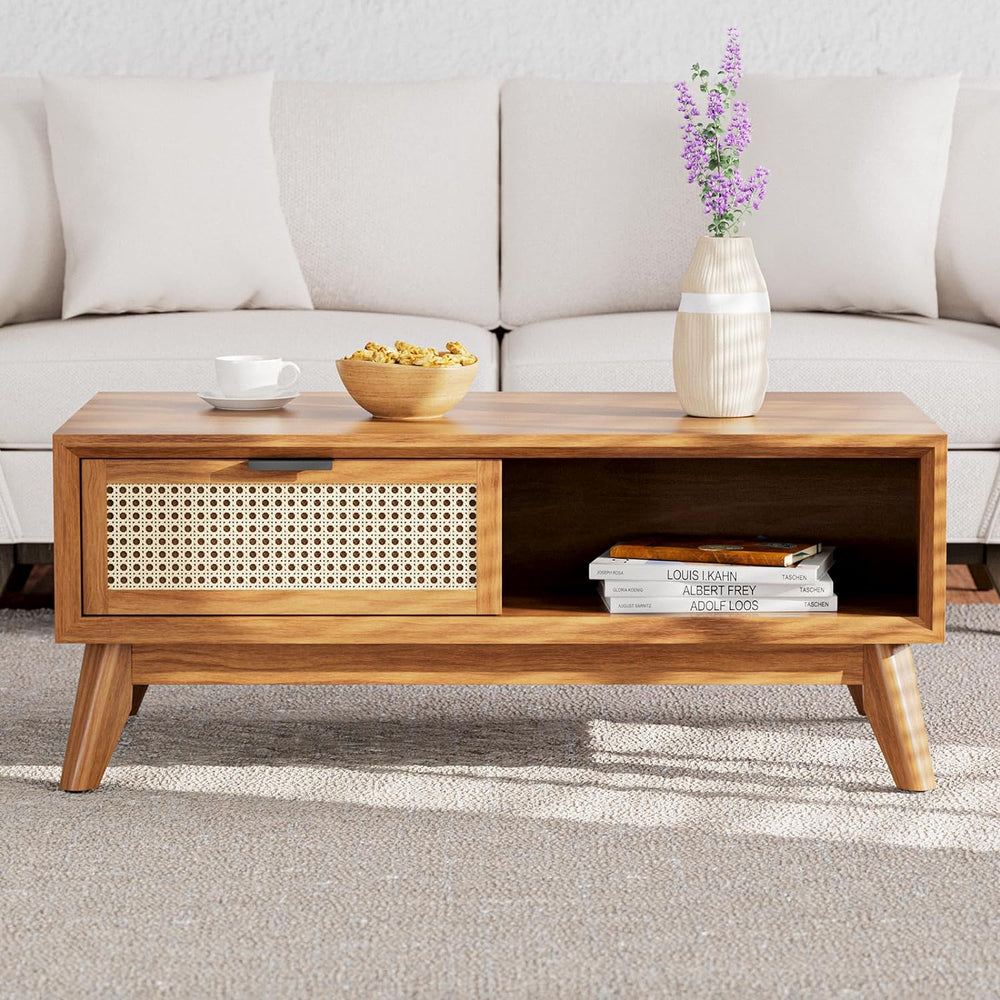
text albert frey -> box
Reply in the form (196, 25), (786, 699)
(609, 582), (831, 596)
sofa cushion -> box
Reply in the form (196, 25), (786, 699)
(42, 72), (312, 319)
(272, 78), (499, 327)
(500, 76), (960, 327)
(936, 77), (1000, 327)
(500, 78), (702, 328)
(0, 76), (500, 329)
(0, 78), (64, 327)
(739, 74), (959, 318)
(501, 311), (1000, 448)
(0, 449), (52, 543)
(0, 310), (498, 448)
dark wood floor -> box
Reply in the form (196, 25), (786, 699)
(1, 563), (997, 610)
(945, 563), (1000, 604)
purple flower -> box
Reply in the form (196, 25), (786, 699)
(720, 26), (742, 89)
(745, 166), (770, 210)
(674, 80), (699, 120)
(724, 101), (752, 152)
(674, 27), (766, 236)
(680, 121), (709, 183)
(704, 171), (736, 216)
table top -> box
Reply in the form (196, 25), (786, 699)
(55, 391), (945, 458)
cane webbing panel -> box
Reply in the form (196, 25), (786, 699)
(106, 482), (478, 590)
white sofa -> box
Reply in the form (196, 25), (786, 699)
(0, 75), (998, 579)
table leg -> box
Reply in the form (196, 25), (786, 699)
(130, 684), (148, 717)
(862, 644), (935, 792)
(60, 644), (132, 792)
(847, 684), (865, 716)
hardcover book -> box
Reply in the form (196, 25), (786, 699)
(609, 535), (821, 567)
(599, 593), (838, 614)
(601, 576), (834, 599)
(588, 548), (836, 584)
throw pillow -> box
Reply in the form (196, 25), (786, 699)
(0, 78), (64, 326)
(936, 78), (1000, 327)
(739, 74), (960, 317)
(42, 72), (312, 319)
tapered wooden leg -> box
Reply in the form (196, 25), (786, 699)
(968, 562), (996, 591)
(847, 684), (865, 716)
(863, 644), (935, 792)
(130, 684), (148, 716)
(60, 644), (132, 792)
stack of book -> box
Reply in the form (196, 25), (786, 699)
(590, 536), (837, 614)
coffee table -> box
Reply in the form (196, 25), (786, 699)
(53, 391), (946, 792)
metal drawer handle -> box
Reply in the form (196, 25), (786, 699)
(247, 459), (333, 471)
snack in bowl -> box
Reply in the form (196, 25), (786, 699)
(336, 340), (479, 420)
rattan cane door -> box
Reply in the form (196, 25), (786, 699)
(81, 459), (500, 615)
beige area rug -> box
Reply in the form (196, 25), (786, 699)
(1, 607), (998, 999)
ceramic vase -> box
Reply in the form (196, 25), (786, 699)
(673, 236), (770, 417)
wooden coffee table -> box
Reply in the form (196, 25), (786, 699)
(53, 391), (945, 792)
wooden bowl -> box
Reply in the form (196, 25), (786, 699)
(336, 358), (478, 420)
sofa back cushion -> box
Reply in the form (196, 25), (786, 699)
(272, 78), (499, 327)
(500, 78), (702, 328)
(500, 75), (959, 327)
(0, 76), (500, 329)
(936, 78), (1000, 327)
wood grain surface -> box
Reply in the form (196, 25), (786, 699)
(862, 643), (936, 791)
(918, 444), (948, 639)
(131, 643), (864, 686)
(53, 442), (82, 639)
(56, 596), (934, 646)
(60, 643), (132, 791)
(476, 459), (502, 614)
(54, 391), (945, 459)
(335, 357), (478, 420)
(94, 458), (480, 483)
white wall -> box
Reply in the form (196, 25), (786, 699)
(2, 0), (997, 81)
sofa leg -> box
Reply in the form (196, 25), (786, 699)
(968, 562), (996, 590)
(0, 545), (14, 593)
(984, 545), (1000, 596)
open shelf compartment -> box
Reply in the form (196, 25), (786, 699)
(501, 457), (924, 627)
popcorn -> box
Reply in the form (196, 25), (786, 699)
(343, 340), (478, 367)
(446, 341), (477, 366)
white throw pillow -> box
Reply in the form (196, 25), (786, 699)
(739, 74), (960, 317)
(42, 72), (312, 319)
(936, 78), (1000, 327)
(0, 77), (64, 326)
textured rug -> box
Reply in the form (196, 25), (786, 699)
(1, 607), (998, 999)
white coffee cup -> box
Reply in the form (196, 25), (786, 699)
(215, 356), (301, 397)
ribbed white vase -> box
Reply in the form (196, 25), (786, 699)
(673, 236), (770, 417)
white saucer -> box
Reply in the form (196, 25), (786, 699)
(198, 390), (299, 411)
